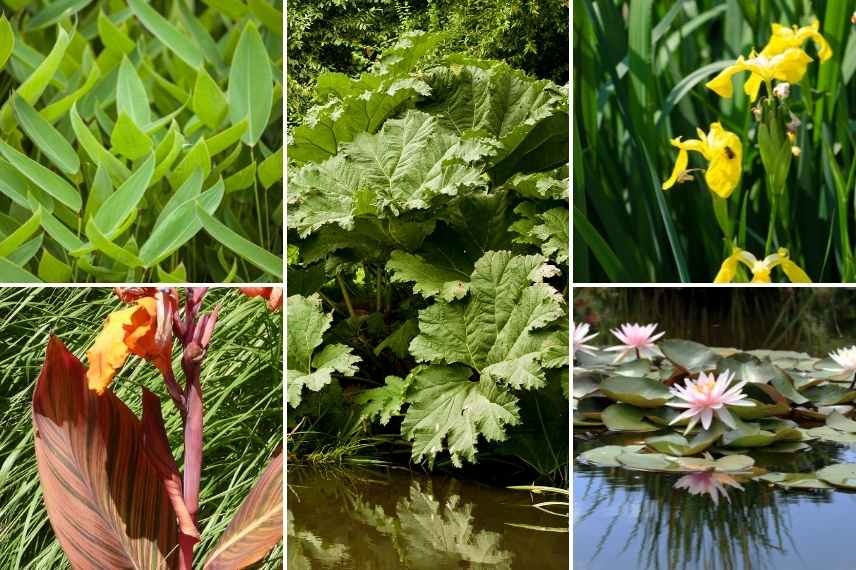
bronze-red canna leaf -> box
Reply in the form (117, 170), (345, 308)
(32, 336), (180, 569)
(204, 450), (283, 569)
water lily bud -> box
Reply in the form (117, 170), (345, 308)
(773, 82), (790, 99)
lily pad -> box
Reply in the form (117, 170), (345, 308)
(612, 359), (652, 377)
(759, 472), (832, 489)
(719, 353), (778, 383)
(722, 420), (801, 448)
(806, 426), (856, 444)
(771, 371), (809, 405)
(572, 371), (601, 399)
(803, 384), (856, 406)
(599, 376), (671, 408)
(758, 441), (811, 453)
(659, 339), (719, 373)
(601, 403), (659, 432)
(616, 450), (754, 474)
(577, 444), (645, 468)
(645, 424), (724, 456)
(827, 411), (856, 433)
(817, 464), (856, 490)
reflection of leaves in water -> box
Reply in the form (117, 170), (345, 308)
(575, 453), (800, 570)
(350, 481), (514, 569)
(287, 509), (351, 569)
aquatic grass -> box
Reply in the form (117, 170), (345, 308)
(0, 287), (282, 569)
(575, 0), (856, 282)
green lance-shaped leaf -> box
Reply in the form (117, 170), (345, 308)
(140, 174), (225, 267)
(0, 207), (42, 258)
(111, 113), (154, 160)
(116, 57), (151, 126)
(193, 67), (228, 130)
(401, 365), (520, 467)
(128, 0), (203, 68)
(0, 140), (81, 211)
(204, 451), (283, 569)
(0, 15), (14, 71)
(409, 251), (565, 390)
(0, 257), (41, 282)
(13, 95), (79, 174)
(228, 21), (272, 146)
(32, 337), (179, 568)
(1, 26), (70, 131)
(196, 205), (283, 279)
(286, 294), (360, 407)
(93, 153), (155, 236)
(24, 0), (92, 31)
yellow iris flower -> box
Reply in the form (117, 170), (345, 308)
(662, 122), (742, 198)
(763, 20), (832, 61)
(706, 48), (812, 101)
(706, 20), (831, 101)
(714, 247), (811, 283)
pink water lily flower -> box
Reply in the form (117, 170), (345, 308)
(572, 322), (598, 358)
(674, 471), (744, 506)
(604, 323), (665, 362)
(667, 370), (754, 434)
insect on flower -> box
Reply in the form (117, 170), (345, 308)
(662, 122), (742, 199)
(604, 323), (665, 363)
(667, 370), (754, 434)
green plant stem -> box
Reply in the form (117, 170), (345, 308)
(336, 273), (356, 319)
(765, 176), (777, 256)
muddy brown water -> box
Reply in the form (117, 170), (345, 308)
(288, 467), (569, 569)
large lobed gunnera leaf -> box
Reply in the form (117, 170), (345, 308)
(400, 365), (520, 468)
(409, 251), (565, 390)
(289, 111), (492, 237)
(420, 56), (567, 162)
(287, 295), (360, 407)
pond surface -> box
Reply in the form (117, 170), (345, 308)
(288, 467), (569, 569)
(574, 434), (856, 570)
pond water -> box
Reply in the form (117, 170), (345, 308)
(288, 467), (569, 569)
(574, 434), (856, 570)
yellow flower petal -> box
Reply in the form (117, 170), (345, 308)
(781, 260), (812, 283)
(714, 254), (739, 283)
(705, 58), (748, 98)
(744, 73), (764, 101)
(765, 20), (831, 61)
(662, 147), (689, 190)
(85, 297), (160, 393)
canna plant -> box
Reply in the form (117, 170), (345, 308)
(31, 287), (283, 569)
(0, 1), (283, 282)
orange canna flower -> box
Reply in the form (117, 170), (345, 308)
(87, 296), (173, 393)
(240, 287), (283, 311)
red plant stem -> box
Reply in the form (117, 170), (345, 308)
(182, 363), (203, 523)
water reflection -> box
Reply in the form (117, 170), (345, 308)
(673, 471), (744, 505)
(574, 438), (856, 570)
(289, 467), (569, 569)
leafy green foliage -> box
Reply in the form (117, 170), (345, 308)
(0, 0), (283, 282)
(287, 32), (568, 475)
(286, 0), (569, 125)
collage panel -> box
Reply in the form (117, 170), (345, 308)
(0, 0), (283, 283)
(573, 1), (851, 284)
(0, 286), (283, 568)
(286, 0), (571, 568)
(574, 288), (856, 569)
